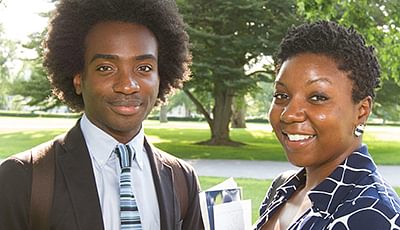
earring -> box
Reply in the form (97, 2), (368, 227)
(354, 124), (365, 137)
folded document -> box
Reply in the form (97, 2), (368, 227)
(200, 178), (252, 230)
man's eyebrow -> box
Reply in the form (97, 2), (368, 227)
(89, 54), (118, 63)
(135, 54), (157, 61)
(89, 54), (157, 63)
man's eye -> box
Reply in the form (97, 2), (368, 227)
(137, 65), (152, 72)
(96, 65), (113, 72)
(310, 95), (329, 102)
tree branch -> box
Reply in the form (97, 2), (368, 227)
(183, 89), (213, 126)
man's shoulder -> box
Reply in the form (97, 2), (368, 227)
(0, 145), (43, 185)
(1, 132), (67, 167)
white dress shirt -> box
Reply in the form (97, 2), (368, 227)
(80, 114), (160, 230)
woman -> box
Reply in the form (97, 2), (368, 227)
(254, 21), (400, 229)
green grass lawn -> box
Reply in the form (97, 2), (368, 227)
(146, 127), (286, 161)
(1, 119), (400, 165)
(0, 129), (66, 157)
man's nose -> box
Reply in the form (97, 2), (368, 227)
(113, 70), (140, 94)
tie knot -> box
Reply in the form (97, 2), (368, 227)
(115, 144), (134, 168)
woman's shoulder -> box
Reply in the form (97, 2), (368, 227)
(335, 177), (400, 225)
(356, 170), (400, 210)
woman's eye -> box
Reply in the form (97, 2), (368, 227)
(137, 65), (152, 72)
(310, 94), (328, 102)
(96, 65), (113, 72)
(273, 93), (289, 100)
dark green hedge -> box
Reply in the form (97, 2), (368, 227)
(0, 111), (81, 118)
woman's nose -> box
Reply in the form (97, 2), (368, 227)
(279, 99), (306, 123)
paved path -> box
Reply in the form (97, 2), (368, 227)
(0, 157), (398, 187)
(185, 159), (400, 187)
(2, 156), (398, 186)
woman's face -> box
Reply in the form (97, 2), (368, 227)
(269, 53), (370, 172)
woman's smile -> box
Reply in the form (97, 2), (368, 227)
(281, 131), (317, 152)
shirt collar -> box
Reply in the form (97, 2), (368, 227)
(80, 114), (145, 170)
(275, 169), (306, 202)
(308, 145), (376, 216)
(126, 125), (145, 170)
(275, 145), (376, 217)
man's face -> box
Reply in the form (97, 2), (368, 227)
(73, 21), (159, 143)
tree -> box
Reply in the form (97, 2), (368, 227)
(246, 81), (274, 120)
(9, 29), (61, 110)
(231, 95), (247, 128)
(159, 104), (168, 123)
(166, 90), (198, 117)
(178, 0), (301, 145)
(374, 78), (400, 122)
(149, 90), (200, 121)
(0, 24), (17, 109)
(296, 0), (400, 121)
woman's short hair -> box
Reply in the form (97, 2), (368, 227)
(276, 20), (380, 102)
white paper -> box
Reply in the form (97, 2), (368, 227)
(200, 178), (252, 230)
(213, 200), (252, 230)
(199, 191), (211, 230)
(208, 177), (238, 191)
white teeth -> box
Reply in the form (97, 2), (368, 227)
(287, 134), (314, 141)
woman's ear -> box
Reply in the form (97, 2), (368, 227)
(73, 73), (82, 95)
(356, 96), (373, 124)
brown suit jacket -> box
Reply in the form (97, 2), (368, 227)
(0, 122), (203, 230)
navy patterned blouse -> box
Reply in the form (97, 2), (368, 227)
(254, 145), (400, 230)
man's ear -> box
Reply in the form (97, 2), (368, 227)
(356, 96), (373, 124)
(73, 73), (82, 95)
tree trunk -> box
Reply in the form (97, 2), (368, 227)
(207, 88), (244, 146)
(184, 88), (244, 146)
(231, 95), (247, 128)
(209, 89), (232, 143)
(159, 104), (168, 123)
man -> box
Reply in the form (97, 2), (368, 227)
(0, 0), (203, 229)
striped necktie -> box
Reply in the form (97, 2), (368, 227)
(115, 144), (142, 230)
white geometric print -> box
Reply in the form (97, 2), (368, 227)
(255, 145), (400, 230)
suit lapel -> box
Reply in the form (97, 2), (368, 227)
(57, 123), (104, 230)
(144, 138), (177, 230)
